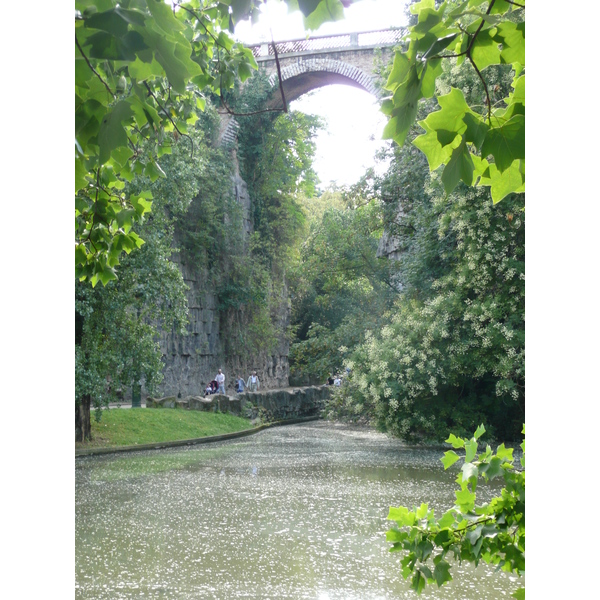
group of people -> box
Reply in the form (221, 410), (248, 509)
(327, 371), (347, 387)
(327, 367), (351, 387)
(204, 368), (261, 396)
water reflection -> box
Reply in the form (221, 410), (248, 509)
(76, 422), (519, 599)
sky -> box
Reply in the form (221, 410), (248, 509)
(234, 0), (410, 188)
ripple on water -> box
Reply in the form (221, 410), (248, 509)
(76, 422), (519, 599)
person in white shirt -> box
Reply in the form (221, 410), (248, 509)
(215, 368), (225, 394)
(333, 375), (341, 386)
(246, 371), (260, 392)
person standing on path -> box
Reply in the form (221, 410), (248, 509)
(215, 368), (225, 394)
(246, 371), (260, 392)
(236, 375), (246, 393)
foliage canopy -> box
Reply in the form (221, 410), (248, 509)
(382, 0), (525, 203)
(387, 425), (525, 598)
(75, 0), (351, 285)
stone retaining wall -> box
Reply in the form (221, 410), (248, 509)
(147, 385), (332, 421)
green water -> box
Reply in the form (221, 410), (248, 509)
(75, 422), (521, 599)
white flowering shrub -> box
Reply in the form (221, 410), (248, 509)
(337, 185), (524, 442)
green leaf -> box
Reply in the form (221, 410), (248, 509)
(413, 123), (455, 171)
(496, 443), (514, 462)
(463, 113), (488, 150)
(116, 208), (137, 233)
(512, 587), (525, 600)
(417, 563), (433, 580)
(416, 503), (429, 519)
(441, 450), (460, 469)
(410, 0), (436, 14)
(433, 559), (452, 587)
(382, 104), (419, 147)
(461, 462), (478, 482)
(446, 433), (465, 448)
(386, 529), (408, 543)
(489, 0), (513, 14)
(144, 159), (165, 182)
(388, 506), (417, 527)
(75, 158), (90, 193)
(474, 424), (486, 440)
(464, 439), (478, 463)
(436, 129), (459, 147)
(297, 0), (322, 17)
(510, 75), (525, 107)
(480, 456), (504, 479)
(84, 8), (130, 37)
(423, 33), (459, 59)
(433, 529), (451, 546)
(128, 56), (165, 80)
(496, 21), (525, 65)
(302, 0), (345, 30)
(455, 488), (476, 512)
(479, 159), (524, 203)
(420, 58), (443, 98)
(422, 88), (473, 134)
(238, 61), (253, 82)
(230, 0), (253, 24)
(465, 525), (483, 546)
(481, 115), (525, 172)
(75, 244), (88, 267)
(412, 7), (444, 36)
(131, 194), (153, 216)
(438, 510), (456, 529)
(411, 570), (426, 594)
(98, 100), (132, 165)
(441, 136), (474, 194)
(469, 28), (502, 71)
(386, 52), (412, 91)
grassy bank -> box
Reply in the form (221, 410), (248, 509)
(76, 408), (253, 449)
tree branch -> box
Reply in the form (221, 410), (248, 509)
(143, 81), (194, 158)
(271, 31), (288, 114)
(75, 35), (115, 99)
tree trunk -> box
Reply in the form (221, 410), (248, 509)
(75, 394), (92, 442)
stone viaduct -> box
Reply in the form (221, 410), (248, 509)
(220, 28), (405, 145)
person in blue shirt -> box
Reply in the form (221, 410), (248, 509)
(236, 375), (246, 393)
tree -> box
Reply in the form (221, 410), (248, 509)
(382, 0), (525, 203)
(75, 0), (354, 285)
(75, 129), (199, 441)
(289, 195), (400, 384)
(386, 425), (525, 599)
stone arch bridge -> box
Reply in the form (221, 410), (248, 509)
(220, 28), (404, 144)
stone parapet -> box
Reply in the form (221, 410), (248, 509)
(147, 386), (332, 421)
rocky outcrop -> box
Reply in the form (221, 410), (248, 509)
(152, 150), (291, 399)
(147, 385), (332, 421)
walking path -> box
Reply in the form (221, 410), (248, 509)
(107, 384), (327, 410)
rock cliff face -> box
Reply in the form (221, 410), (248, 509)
(154, 151), (291, 399)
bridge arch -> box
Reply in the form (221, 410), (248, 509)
(221, 58), (380, 145)
(219, 29), (404, 146)
(266, 57), (379, 109)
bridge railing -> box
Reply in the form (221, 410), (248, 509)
(247, 28), (405, 58)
